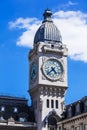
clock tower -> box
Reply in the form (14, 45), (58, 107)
(28, 9), (68, 130)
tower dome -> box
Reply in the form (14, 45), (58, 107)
(34, 9), (62, 45)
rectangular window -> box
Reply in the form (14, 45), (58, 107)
(1, 106), (5, 112)
(59, 126), (61, 130)
(75, 103), (80, 114)
(68, 107), (72, 118)
(85, 100), (87, 112)
(14, 107), (18, 113)
(71, 126), (74, 130)
(84, 124), (87, 130)
(47, 99), (49, 108)
(0, 116), (4, 121)
(56, 100), (58, 108)
(50, 128), (54, 130)
(19, 117), (26, 122)
(49, 127), (57, 130)
(51, 100), (54, 108)
(75, 126), (80, 130)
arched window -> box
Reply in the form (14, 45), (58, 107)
(48, 116), (57, 130)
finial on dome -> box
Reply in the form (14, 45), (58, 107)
(43, 9), (53, 23)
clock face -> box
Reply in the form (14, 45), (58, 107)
(42, 58), (63, 81)
(30, 62), (37, 83)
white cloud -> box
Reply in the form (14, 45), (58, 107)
(53, 11), (87, 62)
(68, 1), (78, 6)
(16, 23), (40, 47)
(59, 1), (78, 9)
(9, 17), (40, 29)
(9, 17), (41, 47)
(9, 10), (87, 62)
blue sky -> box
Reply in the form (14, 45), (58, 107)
(0, 0), (87, 105)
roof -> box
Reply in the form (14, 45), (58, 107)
(0, 95), (35, 123)
(0, 95), (28, 105)
(34, 9), (62, 45)
(63, 96), (87, 119)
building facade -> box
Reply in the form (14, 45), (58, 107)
(0, 9), (87, 130)
(58, 96), (87, 130)
(0, 95), (36, 130)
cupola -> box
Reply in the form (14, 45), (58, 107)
(34, 9), (62, 45)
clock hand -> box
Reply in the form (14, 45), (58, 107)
(47, 68), (53, 75)
(47, 67), (57, 75)
(51, 67), (57, 74)
(33, 69), (36, 75)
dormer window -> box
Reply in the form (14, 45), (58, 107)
(67, 106), (72, 118)
(0, 116), (5, 121)
(1, 106), (5, 112)
(75, 102), (80, 114)
(84, 100), (87, 112)
(14, 107), (18, 113)
(19, 113), (28, 122)
(19, 117), (26, 122)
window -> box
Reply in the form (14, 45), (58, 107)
(85, 100), (87, 111)
(47, 99), (49, 108)
(51, 100), (54, 108)
(67, 107), (72, 118)
(48, 117), (57, 130)
(59, 126), (61, 130)
(64, 128), (66, 130)
(84, 124), (87, 130)
(14, 107), (18, 113)
(55, 100), (58, 108)
(1, 106), (5, 112)
(75, 126), (80, 130)
(19, 117), (26, 122)
(71, 126), (74, 130)
(0, 116), (4, 121)
(76, 103), (80, 114)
